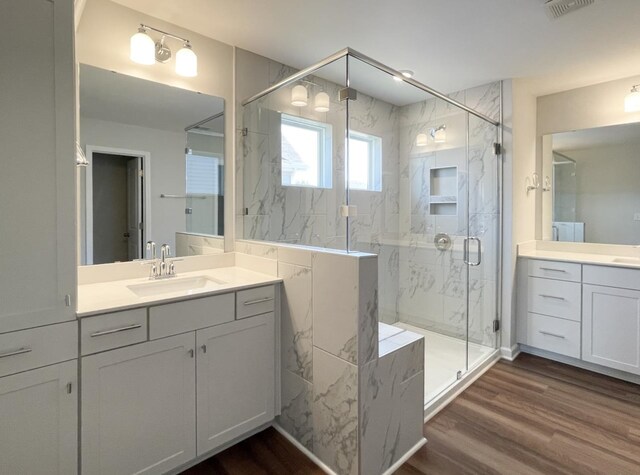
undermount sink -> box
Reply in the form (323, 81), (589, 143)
(611, 257), (640, 265)
(127, 275), (227, 297)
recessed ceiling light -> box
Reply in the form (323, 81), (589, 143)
(394, 70), (414, 82)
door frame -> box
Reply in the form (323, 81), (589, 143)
(84, 145), (151, 265)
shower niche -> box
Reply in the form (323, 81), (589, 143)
(429, 166), (458, 216)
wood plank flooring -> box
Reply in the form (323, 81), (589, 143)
(184, 353), (640, 474)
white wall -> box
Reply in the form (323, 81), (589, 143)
(76, 0), (234, 249)
(564, 144), (640, 245)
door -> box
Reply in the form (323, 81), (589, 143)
(82, 334), (196, 475)
(0, 0), (76, 333)
(126, 157), (143, 260)
(196, 313), (275, 455)
(0, 360), (77, 475)
(583, 284), (640, 375)
(465, 114), (501, 369)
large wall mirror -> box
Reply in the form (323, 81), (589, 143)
(542, 122), (640, 245)
(79, 64), (224, 265)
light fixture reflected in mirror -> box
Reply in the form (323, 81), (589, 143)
(416, 133), (428, 146)
(430, 124), (446, 143)
(129, 24), (197, 77)
(624, 84), (640, 112)
(314, 92), (330, 112)
(291, 85), (308, 107)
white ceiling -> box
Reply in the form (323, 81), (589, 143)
(79, 64), (224, 132)
(111, 0), (640, 96)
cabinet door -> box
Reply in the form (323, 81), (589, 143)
(82, 334), (196, 475)
(583, 284), (640, 375)
(0, 360), (77, 475)
(196, 313), (275, 455)
(0, 0), (76, 333)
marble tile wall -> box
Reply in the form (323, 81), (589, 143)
(175, 232), (224, 256)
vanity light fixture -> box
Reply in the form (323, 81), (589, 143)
(624, 84), (640, 112)
(130, 24), (198, 77)
(416, 133), (428, 147)
(291, 85), (308, 107)
(314, 92), (330, 112)
(430, 124), (446, 143)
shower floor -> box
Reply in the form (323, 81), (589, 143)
(394, 322), (495, 404)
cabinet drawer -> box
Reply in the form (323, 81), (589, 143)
(528, 277), (581, 321)
(527, 313), (581, 358)
(583, 265), (640, 291)
(236, 286), (275, 319)
(149, 293), (234, 339)
(0, 322), (77, 377)
(80, 308), (147, 356)
(528, 259), (581, 282)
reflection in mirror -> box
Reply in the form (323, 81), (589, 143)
(78, 64), (224, 265)
(543, 122), (640, 245)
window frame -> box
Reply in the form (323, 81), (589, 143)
(280, 113), (333, 189)
(348, 130), (382, 192)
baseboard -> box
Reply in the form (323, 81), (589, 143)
(519, 345), (640, 385)
(424, 349), (501, 422)
(500, 344), (521, 361)
(272, 423), (337, 475)
(381, 437), (427, 475)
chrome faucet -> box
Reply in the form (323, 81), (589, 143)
(143, 241), (178, 279)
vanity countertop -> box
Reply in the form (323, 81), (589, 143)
(518, 241), (640, 269)
(77, 266), (281, 317)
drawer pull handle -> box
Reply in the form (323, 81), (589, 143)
(243, 297), (274, 306)
(539, 294), (566, 301)
(539, 267), (568, 273)
(539, 330), (566, 339)
(90, 324), (142, 338)
(0, 347), (32, 359)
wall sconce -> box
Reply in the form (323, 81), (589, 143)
(291, 85), (308, 107)
(625, 84), (640, 112)
(130, 24), (197, 77)
(314, 92), (330, 112)
(526, 172), (540, 194)
(430, 124), (446, 143)
(416, 133), (428, 147)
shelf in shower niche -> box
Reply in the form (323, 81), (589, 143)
(429, 195), (457, 204)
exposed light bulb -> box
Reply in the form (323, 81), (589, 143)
(314, 92), (330, 112)
(625, 86), (640, 112)
(291, 85), (308, 107)
(431, 125), (446, 143)
(130, 28), (155, 65)
(175, 43), (197, 77)
(416, 133), (428, 147)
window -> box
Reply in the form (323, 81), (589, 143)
(281, 114), (332, 188)
(186, 154), (223, 195)
(348, 131), (382, 191)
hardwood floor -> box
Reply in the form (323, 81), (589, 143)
(185, 353), (640, 474)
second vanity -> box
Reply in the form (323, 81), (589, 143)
(77, 263), (281, 475)
(517, 241), (640, 380)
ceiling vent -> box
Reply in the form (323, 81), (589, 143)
(544, 0), (594, 19)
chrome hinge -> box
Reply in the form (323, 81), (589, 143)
(64, 294), (72, 307)
(456, 370), (462, 380)
(339, 87), (357, 102)
(185, 147), (192, 154)
(493, 142), (502, 155)
(493, 319), (501, 332)
(185, 208), (193, 215)
(241, 128), (248, 137)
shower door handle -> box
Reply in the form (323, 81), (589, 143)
(464, 237), (482, 266)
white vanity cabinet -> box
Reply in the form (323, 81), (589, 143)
(80, 284), (278, 475)
(582, 266), (640, 376)
(0, 361), (78, 475)
(196, 313), (275, 454)
(81, 333), (196, 475)
(1, 0), (76, 333)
